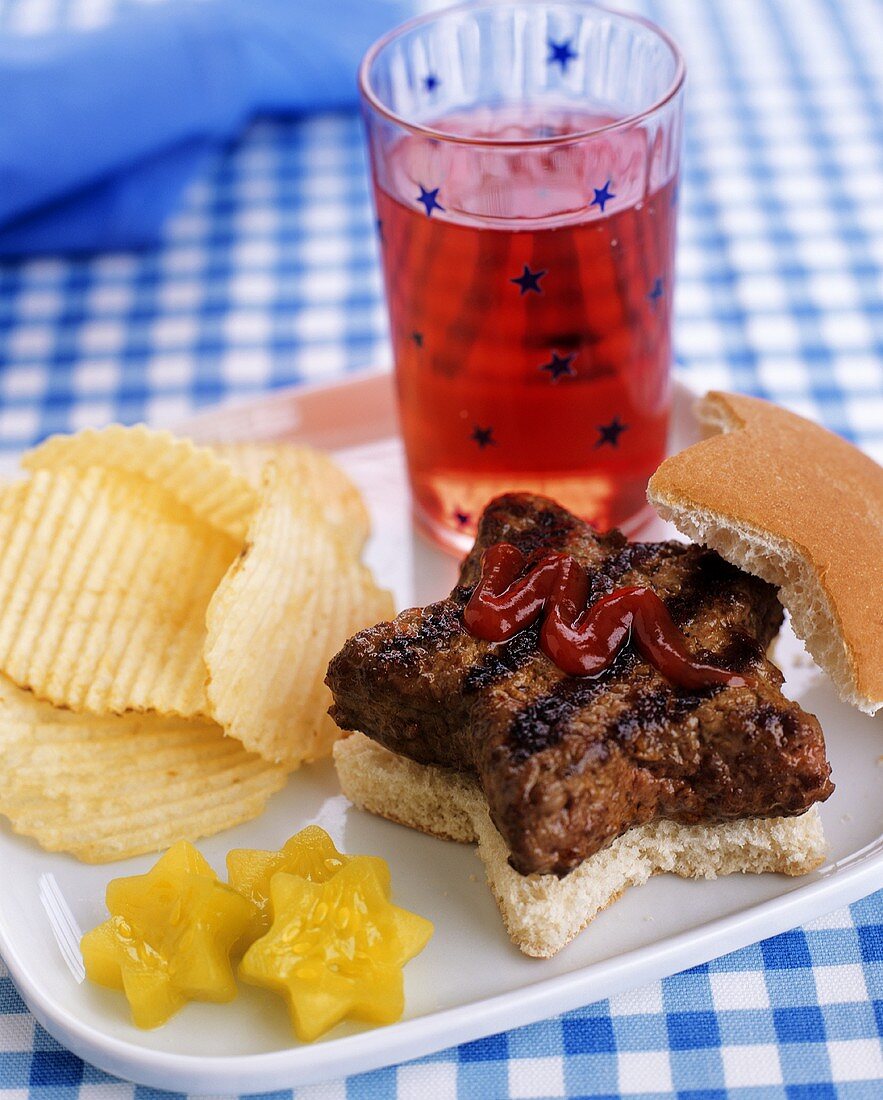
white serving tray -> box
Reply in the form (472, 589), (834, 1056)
(1, 371), (880, 1094)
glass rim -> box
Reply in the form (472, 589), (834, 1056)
(358, 0), (686, 148)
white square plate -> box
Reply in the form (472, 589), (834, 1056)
(1, 371), (880, 1093)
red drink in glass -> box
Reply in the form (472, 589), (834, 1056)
(361, 4), (685, 551)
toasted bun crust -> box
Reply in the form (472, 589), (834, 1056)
(648, 392), (883, 715)
(333, 732), (827, 959)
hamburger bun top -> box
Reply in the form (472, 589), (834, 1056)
(648, 391), (883, 715)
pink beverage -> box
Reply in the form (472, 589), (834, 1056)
(362, 3), (686, 550)
(374, 108), (676, 543)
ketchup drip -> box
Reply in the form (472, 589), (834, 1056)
(463, 543), (748, 690)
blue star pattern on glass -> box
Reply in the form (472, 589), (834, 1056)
(648, 277), (665, 305)
(540, 350), (577, 381)
(423, 74), (440, 93)
(400, 177), (637, 455)
(595, 416), (628, 448)
(471, 426), (496, 449)
(590, 180), (616, 212)
(510, 265), (546, 295)
(416, 185), (444, 217)
(547, 38), (577, 71)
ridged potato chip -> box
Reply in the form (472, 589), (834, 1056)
(300, 565), (397, 764)
(24, 425), (257, 540)
(210, 442), (370, 554)
(0, 675), (288, 862)
(204, 470), (394, 766)
(0, 466), (238, 716)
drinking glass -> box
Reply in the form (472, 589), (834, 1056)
(360, 0), (685, 552)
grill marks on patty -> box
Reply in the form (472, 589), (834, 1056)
(463, 626), (542, 695)
(326, 493), (834, 877)
(368, 601), (465, 670)
(504, 649), (637, 763)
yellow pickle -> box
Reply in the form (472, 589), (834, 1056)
(239, 857), (433, 1041)
(227, 824), (389, 942)
(80, 840), (257, 1028)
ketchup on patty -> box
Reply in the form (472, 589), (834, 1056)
(464, 542), (748, 690)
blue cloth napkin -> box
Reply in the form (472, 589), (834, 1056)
(0, 0), (413, 256)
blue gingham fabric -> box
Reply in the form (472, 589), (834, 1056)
(1, 0), (882, 1096)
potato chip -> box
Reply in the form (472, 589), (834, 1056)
(0, 675), (288, 863)
(299, 567), (397, 764)
(23, 425), (257, 540)
(0, 466), (237, 716)
(210, 442), (370, 554)
(204, 471), (394, 766)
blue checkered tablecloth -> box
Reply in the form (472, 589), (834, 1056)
(1, 0), (882, 1096)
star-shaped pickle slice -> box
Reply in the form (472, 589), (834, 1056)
(239, 859), (433, 1042)
(81, 840), (257, 1029)
(227, 824), (390, 944)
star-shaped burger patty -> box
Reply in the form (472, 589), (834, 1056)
(327, 495), (834, 877)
